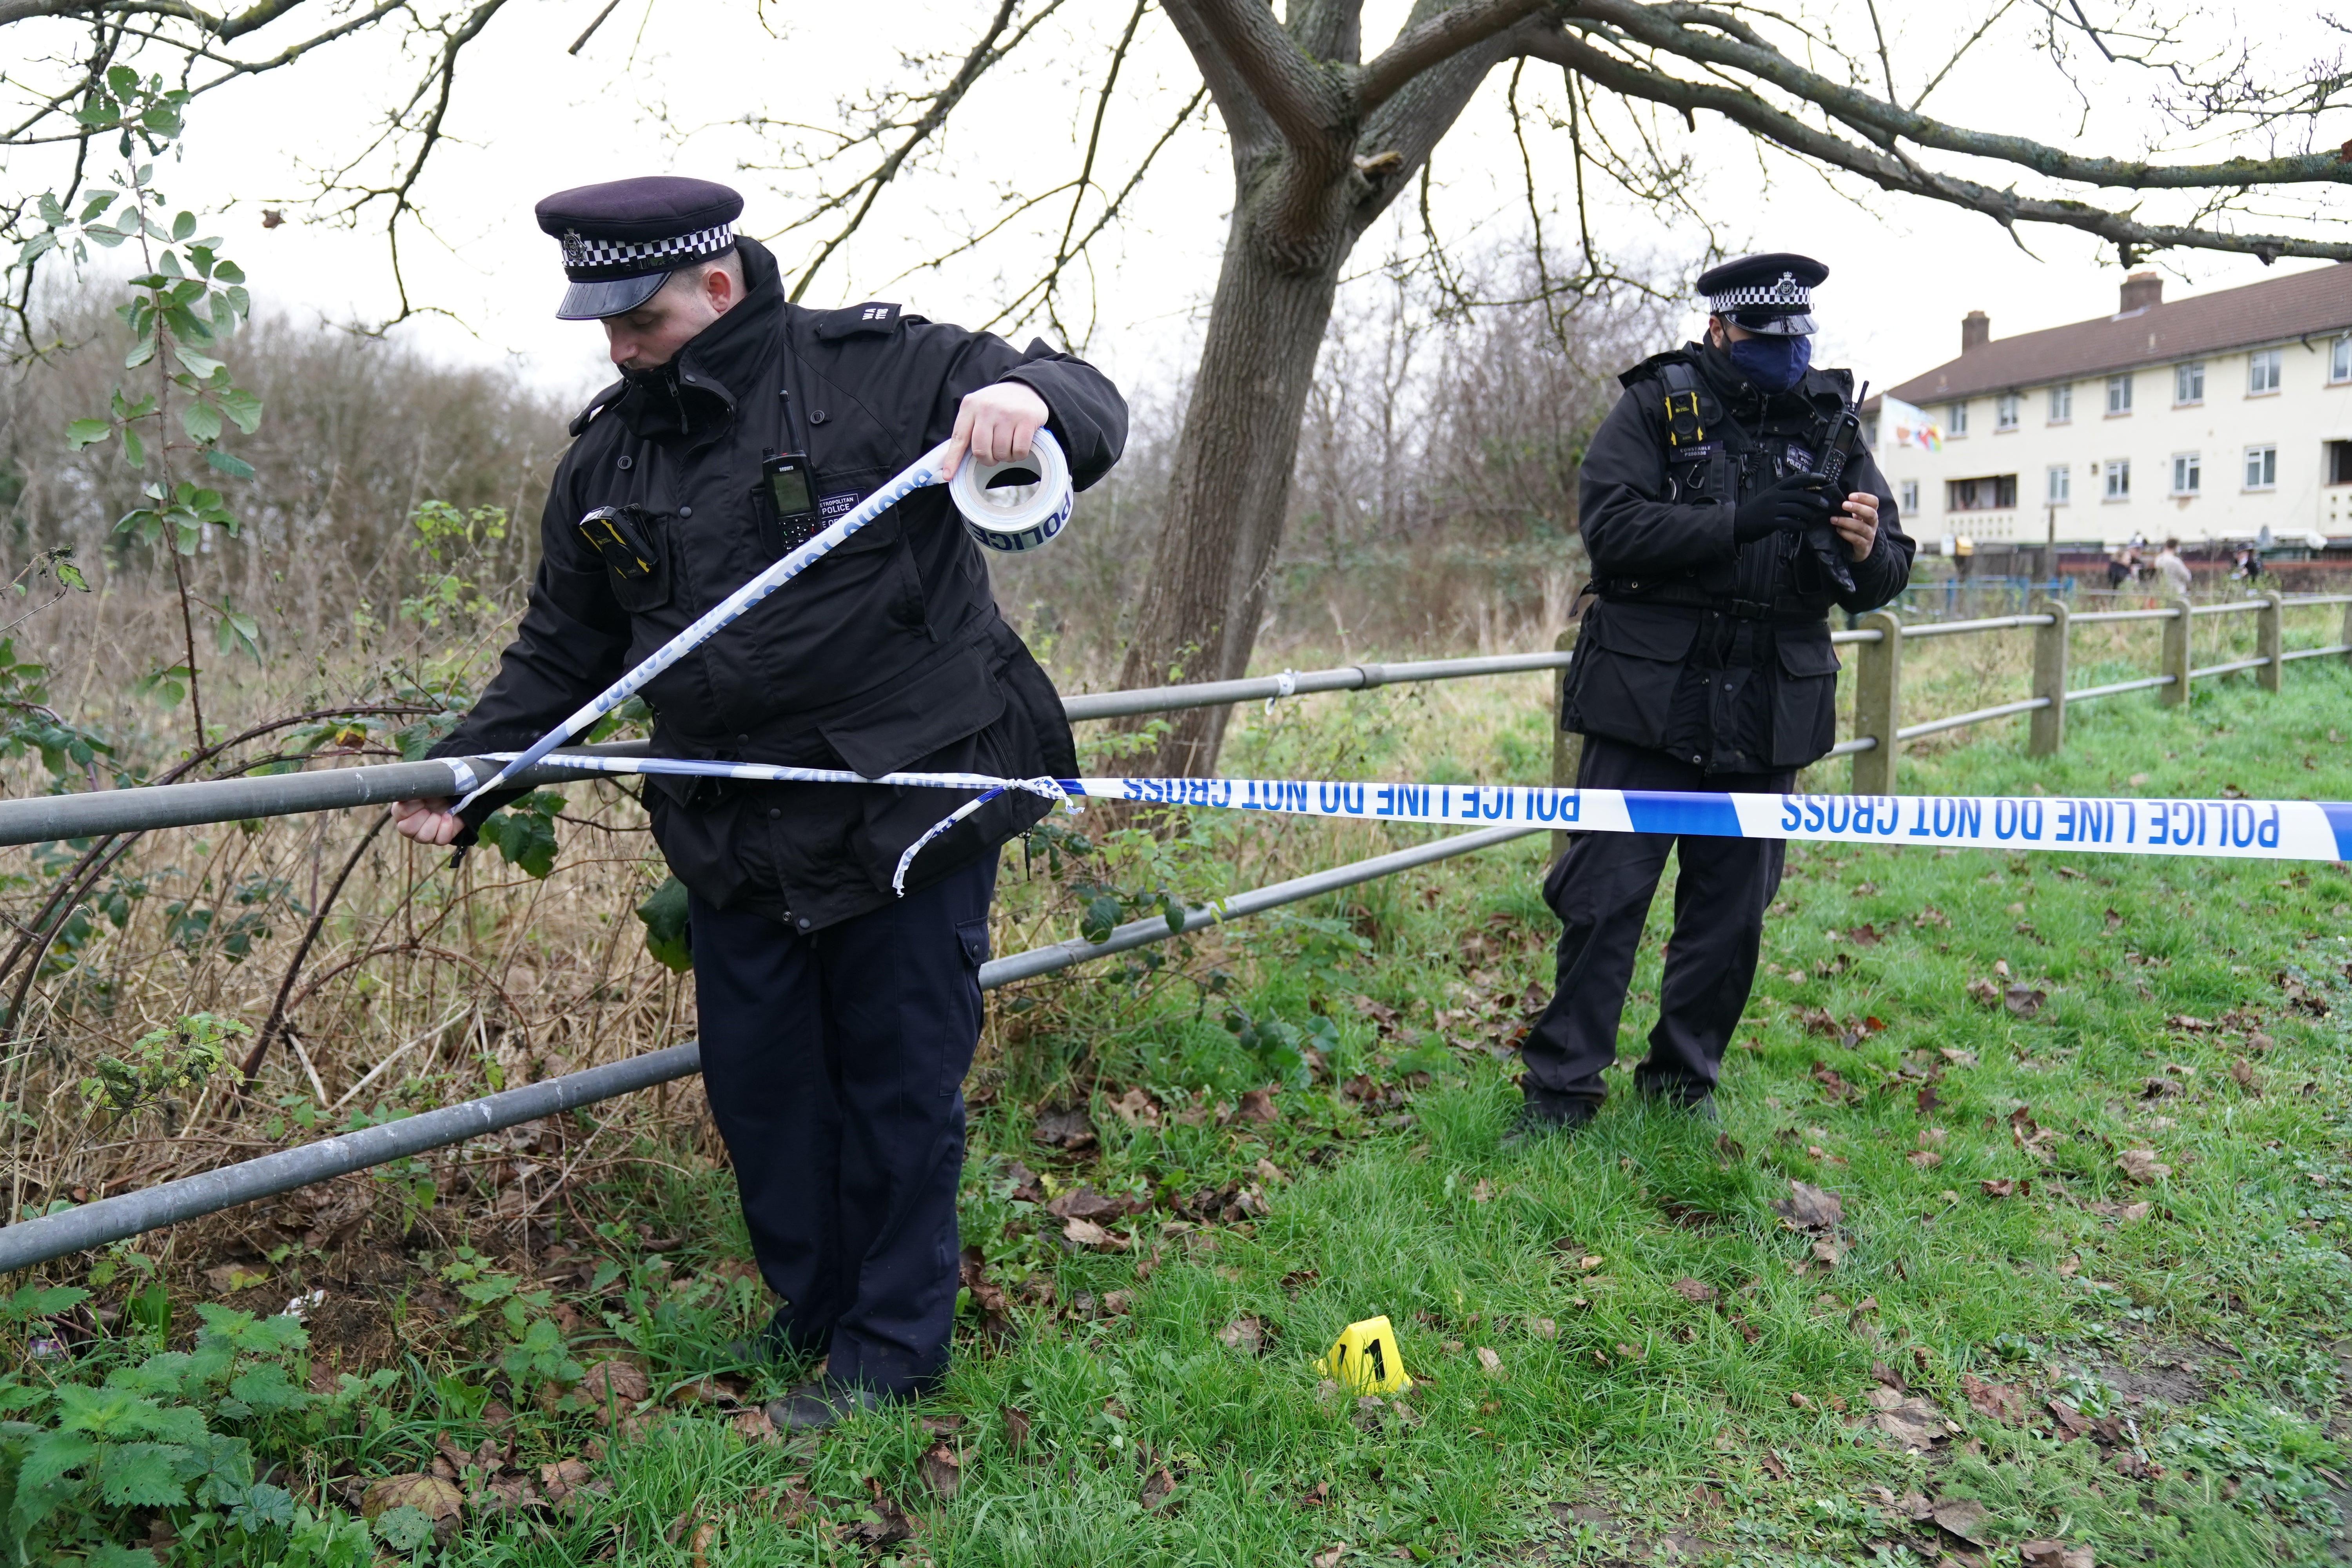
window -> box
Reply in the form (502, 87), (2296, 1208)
(2048, 383), (2073, 423)
(2330, 440), (2352, 485)
(2332, 337), (2351, 384)
(1947, 401), (1969, 436)
(2171, 453), (2201, 495)
(2047, 465), (2071, 505)
(2249, 348), (2283, 394)
(1996, 392), (2020, 430)
(2106, 374), (2133, 414)
(2245, 445), (2278, 489)
(2174, 361), (2204, 404)
(1898, 479), (1919, 515)
(2104, 459), (2130, 499)
(1945, 474), (2018, 511)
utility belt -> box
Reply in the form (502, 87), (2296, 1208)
(1589, 576), (1827, 626)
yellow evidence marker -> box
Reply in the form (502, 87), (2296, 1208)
(1316, 1315), (1413, 1394)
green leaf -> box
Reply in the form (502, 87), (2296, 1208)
(55, 560), (90, 592)
(181, 401), (222, 443)
(218, 385), (263, 434)
(65, 418), (113, 449)
(87, 1547), (161, 1568)
(216, 260), (247, 287)
(636, 874), (693, 973)
(477, 808), (559, 880)
(122, 426), (146, 469)
(171, 210), (196, 241)
(227, 1363), (315, 1416)
(16, 1428), (97, 1492)
(124, 333), (155, 369)
(373, 1504), (435, 1553)
(172, 345), (223, 379)
(2, 1282), (90, 1319)
(96, 1440), (194, 1507)
(205, 449), (255, 480)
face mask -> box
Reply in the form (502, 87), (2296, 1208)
(1726, 332), (1813, 394)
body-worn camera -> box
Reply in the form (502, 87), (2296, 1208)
(577, 504), (660, 579)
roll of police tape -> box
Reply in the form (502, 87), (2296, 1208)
(500, 753), (2352, 892)
(949, 427), (1073, 554)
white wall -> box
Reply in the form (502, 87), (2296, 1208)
(1876, 337), (2352, 549)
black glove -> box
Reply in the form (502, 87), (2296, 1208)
(1732, 472), (1838, 543)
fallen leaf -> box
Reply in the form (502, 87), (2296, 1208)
(1106, 1086), (1161, 1126)
(1297, 1480), (1329, 1508)
(1000, 1405), (1032, 1454)
(1758, 1452), (1789, 1480)
(2116, 1149), (2171, 1184)
(849, 1477), (913, 1549)
(1313, 1548), (1345, 1568)
(1870, 1393), (1947, 1448)
(1672, 1277), (1717, 1304)
(361, 1474), (463, 1524)
(2229, 1058), (2260, 1095)
(1788, 1391), (1814, 1410)
(1979, 1178), (2030, 1198)
(1907, 1150), (1943, 1170)
(1234, 1086), (1281, 1123)
(537, 1458), (594, 1503)
(1476, 1346), (1502, 1376)
(203, 1263), (269, 1294)
(1967, 977), (2001, 1006)
(2004, 985), (2048, 1019)
(1101, 1289), (1131, 1316)
(1929, 1496), (1992, 1543)
(1033, 1105), (1097, 1150)
(1469, 1177), (1493, 1203)
(1771, 1180), (1844, 1230)
(728, 1408), (774, 1442)
(1961, 1374), (2027, 1425)
(2085, 1200), (2151, 1223)
(918, 1441), (962, 1497)
(1809, 1238), (1844, 1269)
(1256, 1157), (1289, 1185)
(1140, 1467), (1176, 1510)
(1218, 1316), (1265, 1356)
(1530, 1317), (1557, 1339)
(1062, 1216), (1128, 1250)
(2019, 1543), (2095, 1568)
(577, 1360), (650, 1411)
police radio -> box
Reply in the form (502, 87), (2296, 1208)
(760, 450), (824, 555)
(1803, 379), (1868, 597)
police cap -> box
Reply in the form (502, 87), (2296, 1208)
(1695, 251), (1827, 337)
(534, 176), (744, 321)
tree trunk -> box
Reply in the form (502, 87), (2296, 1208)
(1114, 207), (1345, 774)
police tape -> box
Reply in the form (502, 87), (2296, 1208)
(489, 753), (2352, 892)
(451, 429), (1074, 817)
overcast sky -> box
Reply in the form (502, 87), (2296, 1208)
(10, 0), (2343, 408)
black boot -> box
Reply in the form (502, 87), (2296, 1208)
(1501, 1087), (1601, 1147)
(764, 1376), (891, 1433)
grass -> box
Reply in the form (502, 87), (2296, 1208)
(10, 657), (2352, 1567)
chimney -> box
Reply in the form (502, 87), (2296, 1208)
(2120, 270), (2163, 313)
(1961, 310), (1991, 354)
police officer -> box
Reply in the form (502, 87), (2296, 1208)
(388, 177), (1127, 1426)
(1512, 253), (1912, 1138)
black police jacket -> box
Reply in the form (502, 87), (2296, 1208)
(433, 237), (1127, 931)
(1562, 342), (1914, 774)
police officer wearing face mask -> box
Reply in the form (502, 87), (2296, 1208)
(385, 177), (1127, 1427)
(1510, 253), (1913, 1140)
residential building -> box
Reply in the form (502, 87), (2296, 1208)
(1873, 266), (2352, 551)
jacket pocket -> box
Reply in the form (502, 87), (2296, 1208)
(818, 646), (1006, 777)
(1563, 603), (1701, 750)
(1768, 631), (1841, 767)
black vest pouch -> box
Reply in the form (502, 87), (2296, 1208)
(1563, 601), (1702, 751)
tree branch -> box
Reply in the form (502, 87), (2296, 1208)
(1176, 0), (1350, 149)
(1522, 24), (2352, 263)
(1358, 0), (1547, 113)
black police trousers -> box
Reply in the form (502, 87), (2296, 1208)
(690, 853), (995, 1397)
(1522, 735), (1791, 1105)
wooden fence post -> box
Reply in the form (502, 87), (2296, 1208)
(2160, 597), (2192, 706)
(1850, 610), (1902, 795)
(1549, 623), (1583, 862)
(2258, 590), (2284, 693)
(2343, 596), (2352, 667)
(2028, 597), (2069, 757)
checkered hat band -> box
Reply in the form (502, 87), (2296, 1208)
(560, 222), (735, 280)
(1708, 273), (1811, 312)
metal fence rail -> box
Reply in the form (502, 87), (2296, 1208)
(0, 822), (1542, 1272)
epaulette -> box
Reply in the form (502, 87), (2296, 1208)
(568, 378), (628, 438)
(1617, 347), (1698, 391)
(812, 301), (907, 341)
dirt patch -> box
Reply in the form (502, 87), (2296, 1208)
(2089, 1337), (2222, 1408)
(1544, 1499), (1729, 1563)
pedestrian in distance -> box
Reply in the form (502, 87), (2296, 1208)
(1511, 252), (1915, 1141)
(2155, 537), (2193, 597)
(386, 176), (1128, 1430)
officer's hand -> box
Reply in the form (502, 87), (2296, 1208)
(1731, 473), (1837, 543)
(390, 797), (464, 846)
(943, 381), (1050, 476)
(1832, 492), (1879, 562)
